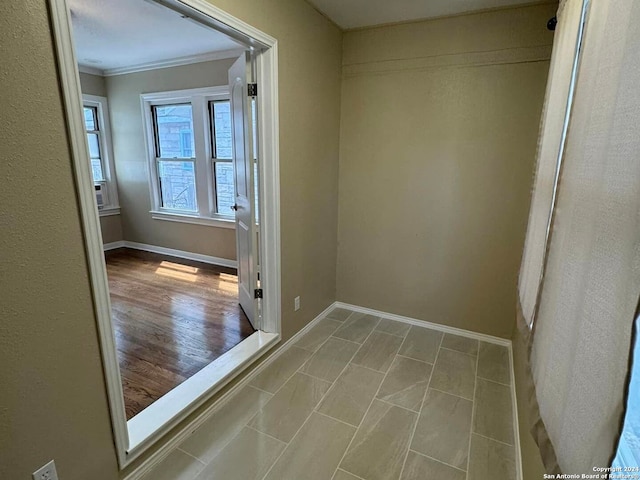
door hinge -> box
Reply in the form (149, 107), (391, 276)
(254, 288), (263, 299)
(248, 83), (258, 97)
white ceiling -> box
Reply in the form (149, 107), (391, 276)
(69, 0), (243, 72)
(307, 0), (546, 29)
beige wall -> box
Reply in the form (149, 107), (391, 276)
(80, 71), (107, 97)
(79, 72), (125, 245)
(165, 0), (343, 339)
(100, 214), (124, 244)
(105, 59), (238, 259)
(0, 2), (119, 480)
(336, 3), (556, 338)
(1, 0), (341, 478)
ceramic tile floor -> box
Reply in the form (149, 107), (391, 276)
(142, 308), (517, 480)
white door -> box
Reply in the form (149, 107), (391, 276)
(229, 53), (258, 329)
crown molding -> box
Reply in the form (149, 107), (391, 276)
(102, 48), (244, 77)
(78, 64), (105, 76)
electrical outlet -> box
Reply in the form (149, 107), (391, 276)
(294, 296), (300, 311)
(33, 460), (58, 480)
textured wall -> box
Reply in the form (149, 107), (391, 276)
(99, 214), (124, 244)
(105, 60), (238, 259)
(80, 71), (107, 96)
(336, 4), (555, 338)
(0, 2), (119, 479)
(1, 0), (341, 478)
(79, 72), (124, 245)
(198, 0), (343, 341)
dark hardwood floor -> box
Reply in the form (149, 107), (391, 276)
(105, 248), (254, 419)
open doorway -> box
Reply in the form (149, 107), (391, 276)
(50, 0), (281, 467)
(72, 0), (260, 419)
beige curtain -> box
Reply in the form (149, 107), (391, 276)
(518, 0), (585, 327)
(529, 0), (640, 473)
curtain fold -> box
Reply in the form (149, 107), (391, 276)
(518, 0), (585, 328)
(522, 0), (640, 473)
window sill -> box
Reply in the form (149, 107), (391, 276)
(98, 206), (121, 217)
(150, 210), (235, 229)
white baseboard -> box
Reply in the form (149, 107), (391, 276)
(509, 345), (523, 480)
(124, 301), (337, 480)
(102, 240), (237, 269)
(334, 301), (511, 347)
(103, 240), (125, 251)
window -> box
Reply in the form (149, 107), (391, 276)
(142, 87), (235, 228)
(82, 95), (119, 215)
(84, 106), (104, 181)
(612, 314), (640, 469)
(153, 104), (197, 211)
(210, 100), (234, 215)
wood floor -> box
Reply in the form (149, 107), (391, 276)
(105, 248), (254, 419)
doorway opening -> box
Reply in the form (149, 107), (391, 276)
(50, 0), (281, 468)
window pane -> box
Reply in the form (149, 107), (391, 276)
(84, 107), (97, 131)
(212, 101), (232, 159)
(612, 316), (640, 469)
(91, 159), (104, 182)
(158, 161), (197, 211)
(87, 133), (100, 158)
(214, 162), (235, 215)
(154, 104), (194, 158)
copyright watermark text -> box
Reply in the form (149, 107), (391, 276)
(543, 467), (640, 479)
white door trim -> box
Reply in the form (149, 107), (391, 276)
(48, 0), (280, 469)
(48, 0), (130, 467)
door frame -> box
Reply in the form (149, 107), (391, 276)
(48, 0), (281, 468)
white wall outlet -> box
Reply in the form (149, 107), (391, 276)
(294, 296), (301, 311)
(33, 460), (59, 480)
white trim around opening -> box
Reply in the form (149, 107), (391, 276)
(48, 0), (280, 469)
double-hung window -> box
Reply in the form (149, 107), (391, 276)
(153, 103), (198, 212)
(142, 87), (235, 228)
(210, 100), (235, 215)
(83, 95), (119, 215)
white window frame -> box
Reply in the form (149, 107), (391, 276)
(83, 94), (120, 216)
(141, 86), (235, 229)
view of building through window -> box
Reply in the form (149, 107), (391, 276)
(153, 104), (198, 211)
(612, 315), (640, 470)
(83, 106), (104, 182)
(152, 101), (236, 215)
(211, 100), (234, 214)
